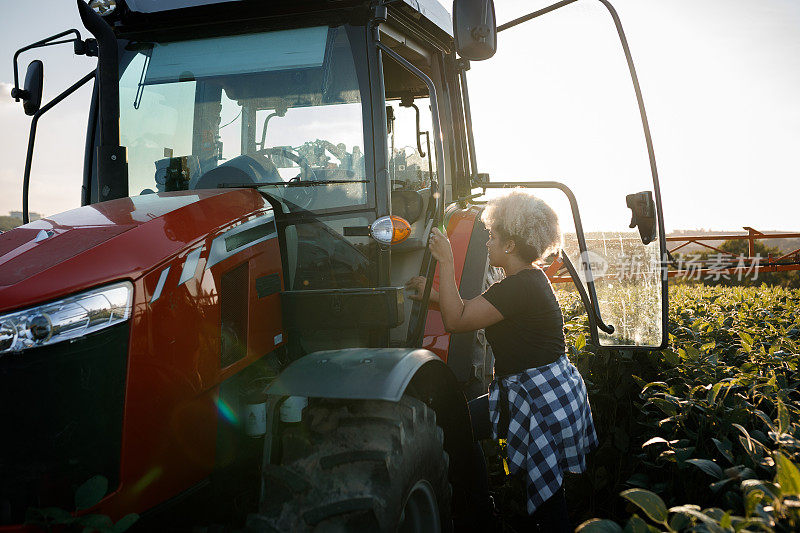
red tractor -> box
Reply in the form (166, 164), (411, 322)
(2, 0), (669, 530)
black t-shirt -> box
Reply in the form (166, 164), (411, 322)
(481, 267), (566, 376)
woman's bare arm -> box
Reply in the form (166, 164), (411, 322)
(426, 228), (504, 333)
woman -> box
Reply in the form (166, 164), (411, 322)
(406, 189), (598, 531)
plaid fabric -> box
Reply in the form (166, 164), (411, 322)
(489, 354), (599, 514)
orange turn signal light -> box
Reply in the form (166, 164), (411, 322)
(370, 215), (411, 245)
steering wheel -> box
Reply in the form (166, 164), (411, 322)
(257, 146), (318, 210)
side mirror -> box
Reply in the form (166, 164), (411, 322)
(626, 191), (658, 245)
(453, 0), (497, 61)
(22, 60), (44, 116)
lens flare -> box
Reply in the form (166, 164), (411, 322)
(132, 466), (163, 494)
(214, 396), (239, 425)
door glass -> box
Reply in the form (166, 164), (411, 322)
(468, 2), (665, 347)
(385, 96), (437, 194)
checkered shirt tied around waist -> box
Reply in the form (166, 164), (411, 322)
(489, 354), (599, 514)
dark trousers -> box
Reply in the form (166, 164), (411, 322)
(468, 394), (572, 532)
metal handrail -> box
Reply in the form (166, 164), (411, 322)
(477, 181), (615, 336)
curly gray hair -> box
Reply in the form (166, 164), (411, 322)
(481, 189), (562, 263)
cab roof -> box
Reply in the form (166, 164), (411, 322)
(122, 0), (453, 37)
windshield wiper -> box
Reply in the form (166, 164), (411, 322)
(133, 45), (153, 109)
(220, 179), (369, 188)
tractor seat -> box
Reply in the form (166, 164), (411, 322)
(390, 189), (424, 224)
(192, 154), (281, 190)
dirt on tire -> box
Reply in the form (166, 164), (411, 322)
(247, 395), (452, 532)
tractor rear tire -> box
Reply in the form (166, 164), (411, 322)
(247, 395), (452, 532)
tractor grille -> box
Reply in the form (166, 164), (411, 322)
(0, 323), (129, 524)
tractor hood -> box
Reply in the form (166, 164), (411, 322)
(0, 188), (268, 313)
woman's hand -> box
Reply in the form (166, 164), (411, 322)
(428, 228), (454, 266)
(405, 276), (439, 303)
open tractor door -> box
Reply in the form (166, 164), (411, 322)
(1, 0), (665, 531)
(461, 0), (669, 351)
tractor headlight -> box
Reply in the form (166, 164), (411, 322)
(0, 281), (133, 355)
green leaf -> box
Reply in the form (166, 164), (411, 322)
(719, 511), (732, 529)
(752, 409), (777, 433)
(700, 340), (717, 353)
(668, 505), (726, 532)
(744, 489), (764, 517)
(739, 331), (754, 345)
(112, 514), (139, 533)
(75, 476), (108, 511)
(738, 332), (753, 353)
(620, 488), (668, 524)
(707, 381), (730, 405)
(767, 373), (777, 390)
(646, 398), (678, 417)
(642, 437), (669, 448)
(741, 479), (781, 500)
(576, 333), (586, 351)
(668, 512), (691, 531)
(662, 350), (680, 366)
(686, 458), (724, 479)
(732, 424), (754, 453)
(709, 478), (734, 494)
(712, 438), (735, 463)
(778, 398), (791, 434)
(641, 382), (669, 394)
(576, 519), (624, 532)
(78, 514), (113, 530)
(626, 473), (650, 488)
(674, 446), (696, 464)
(623, 515), (650, 533)
(775, 451), (800, 496)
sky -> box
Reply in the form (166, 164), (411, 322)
(0, 0), (798, 232)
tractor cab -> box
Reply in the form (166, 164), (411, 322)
(93, 0), (462, 355)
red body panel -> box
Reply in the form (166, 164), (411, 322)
(0, 190), (262, 312)
(0, 189), (284, 521)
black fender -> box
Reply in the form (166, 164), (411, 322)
(266, 348), (475, 521)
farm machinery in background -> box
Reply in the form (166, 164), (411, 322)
(2, 0), (670, 529)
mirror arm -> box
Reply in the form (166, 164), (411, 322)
(456, 61), (482, 186)
(497, 0), (577, 32)
(12, 29), (94, 102)
(22, 70), (96, 224)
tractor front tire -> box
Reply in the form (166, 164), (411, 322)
(247, 395), (452, 532)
